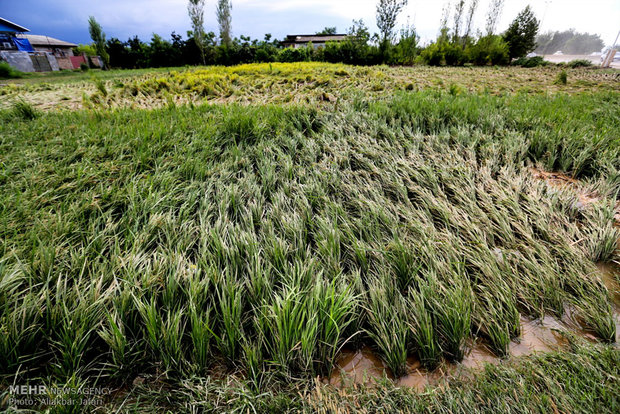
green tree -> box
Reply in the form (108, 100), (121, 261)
(503, 5), (539, 59)
(74, 44), (97, 57)
(376, 0), (408, 46)
(188, 0), (208, 64)
(87, 16), (110, 69)
(316, 27), (337, 35)
(217, 0), (233, 46)
(348, 20), (370, 44)
(392, 24), (419, 65)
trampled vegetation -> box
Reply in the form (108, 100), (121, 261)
(0, 63), (619, 412)
(2, 62), (619, 111)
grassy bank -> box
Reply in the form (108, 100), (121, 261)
(0, 63), (619, 412)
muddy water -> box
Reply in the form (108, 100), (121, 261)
(596, 262), (620, 308)
(509, 316), (569, 356)
(325, 346), (391, 387)
(459, 341), (498, 370)
(325, 262), (620, 389)
(326, 315), (573, 390)
(596, 262), (620, 343)
(395, 357), (450, 391)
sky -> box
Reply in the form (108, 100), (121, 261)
(1, 0), (619, 47)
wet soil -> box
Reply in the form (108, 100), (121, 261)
(325, 261), (620, 390)
(325, 314), (574, 390)
(597, 262), (620, 308)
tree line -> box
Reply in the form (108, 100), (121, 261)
(535, 30), (605, 55)
(83, 1), (604, 69)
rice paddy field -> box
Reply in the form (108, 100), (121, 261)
(1, 62), (619, 413)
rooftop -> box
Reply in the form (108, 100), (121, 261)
(0, 17), (30, 32)
(16, 34), (77, 48)
(283, 34), (348, 43)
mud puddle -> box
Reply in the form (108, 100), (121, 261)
(509, 316), (568, 356)
(596, 262), (620, 308)
(325, 315), (572, 390)
(596, 261), (620, 342)
(323, 346), (390, 387)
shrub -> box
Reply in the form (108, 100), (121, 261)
(567, 59), (593, 68)
(554, 70), (568, 85)
(444, 43), (466, 66)
(420, 42), (446, 66)
(466, 35), (510, 66)
(322, 39), (381, 66)
(512, 56), (548, 67)
(0, 61), (23, 79)
(390, 25), (419, 65)
(276, 46), (314, 63)
(80, 63), (89, 71)
(422, 35), (509, 66)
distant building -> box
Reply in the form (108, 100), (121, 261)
(281, 34), (348, 49)
(0, 16), (91, 72)
(15, 34), (77, 57)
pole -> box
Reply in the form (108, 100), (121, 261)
(602, 30), (620, 68)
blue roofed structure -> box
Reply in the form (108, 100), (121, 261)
(1, 17), (30, 52)
(1, 16), (82, 72)
(0, 17), (29, 33)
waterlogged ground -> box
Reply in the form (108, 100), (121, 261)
(326, 262), (620, 391)
(325, 165), (620, 390)
(1, 63), (619, 413)
(2, 63), (620, 111)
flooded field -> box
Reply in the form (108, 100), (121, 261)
(1, 63), (618, 413)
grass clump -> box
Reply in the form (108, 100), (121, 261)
(365, 276), (409, 377)
(0, 61), (22, 79)
(94, 77), (108, 96)
(555, 70), (568, 85)
(406, 286), (442, 369)
(512, 56), (548, 67)
(11, 99), (39, 120)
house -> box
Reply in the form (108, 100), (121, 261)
(0, 16), (90, 72)
(0, 17), (30, 51)
(281, 34), (348, 49)
(15, 34), (77, 57)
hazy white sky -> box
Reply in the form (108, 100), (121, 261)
(3, 0), (619, 46)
